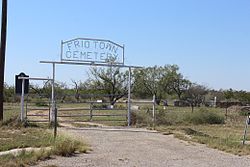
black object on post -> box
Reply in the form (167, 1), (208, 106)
(15, 72), (29, 95)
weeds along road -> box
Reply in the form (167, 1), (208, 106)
(36, 127), (250, 167)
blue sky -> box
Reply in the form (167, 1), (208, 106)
(4, 0), (250, 90)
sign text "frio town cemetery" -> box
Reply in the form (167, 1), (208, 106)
(61, 38), (124, 64)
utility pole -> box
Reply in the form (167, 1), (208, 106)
(0, 0), (8, 121)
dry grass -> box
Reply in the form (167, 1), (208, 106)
(156, 122), (250, 155)
(0, 104), (89, 167)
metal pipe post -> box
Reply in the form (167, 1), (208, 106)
(50, 63), (55, 123)
(20, 79), (25, 122)
(127, 67), (131, 126)
(153, 94), (156, 127)
(122, 45), (125, 65)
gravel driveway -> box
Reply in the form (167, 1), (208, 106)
(36, 127), (250, 167)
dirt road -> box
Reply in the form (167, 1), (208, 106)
(36, 127), (250, 167)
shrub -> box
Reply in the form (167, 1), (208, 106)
(132, 108), (224, 126)
(92, 104), (108, 109)
(184, 108), (225, 125)
(156, 110), (178, 126)
(239, 107), (250, 116)
(53, 139), (77, 156)
(35, 100), (48, 107)
(131, 111), (153, 126)
(52, 138), (88, 157)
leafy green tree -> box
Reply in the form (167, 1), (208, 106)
(233, 90), (250, 104)
(3, 83), (14, 102)
(184, 83), (208, 112)
(88, 66), (130, 105)
(223, 88), (235, 101)
(29, 81), (67, 101)
(161, 65), (191, 100)
(133, 66), (164, 103)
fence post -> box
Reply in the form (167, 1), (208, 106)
(152, 94), (156, 128)
(48, 98), (51, 123)
(50, 63), (56, 124)
(243, 115), (250, 145)
(127, 67), (131, 126)
(20, 79), (25, 122)
(54, 107), (57, 140)
(90, 102), (93, 121)
(25, 95), (28, 120)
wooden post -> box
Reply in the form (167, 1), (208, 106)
(0, 0), (7, 121)
(242, 116), (249, 145)
(90, 102), (93, 121)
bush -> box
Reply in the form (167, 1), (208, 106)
(239, 107), (250, 116)
(35, 100), (49, 107)
(184, 108), (225, 125)
(131, 108), (225, 126)
(156, 110), (181, 126)
(52, 138), (88, 157)
(131, 111), (153, 126)
(53, 139), (77, 157)
(92, 104), (108, 109)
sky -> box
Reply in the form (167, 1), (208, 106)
(3, 0), (250, 90)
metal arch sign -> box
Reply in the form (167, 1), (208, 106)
(61, 38), (124, 64)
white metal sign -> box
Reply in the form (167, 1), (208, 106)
(61, 38), (124, 64)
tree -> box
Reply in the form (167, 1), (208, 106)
(71, 80), (81, 102)
(223, 88), (235, 101)
(88, 66), (130, 105)
(235, 91), (250, 104)
(0, 0), (7, 120)
(29, 81), (67, 102)
(3, 82), (14, 102)
(184, 83), (208, 112)
(161, 65), (191, 100)
(133, 66), (164, 103)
